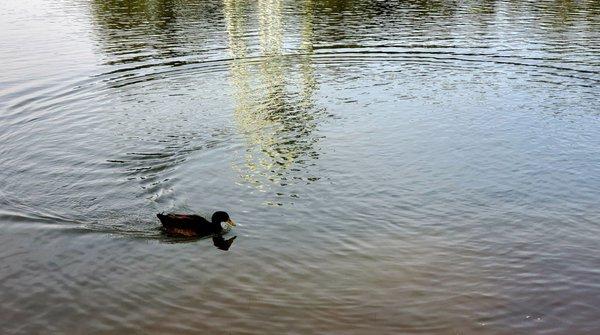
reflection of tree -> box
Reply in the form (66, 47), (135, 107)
(90, 0), (221, 64)
(90, 0), (600, 63)
(224, 0), (323, 190)
(91, 0), (177, 29)
(534, 0), (600, 27)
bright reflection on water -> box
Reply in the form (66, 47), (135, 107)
(1, 0), (599, 334)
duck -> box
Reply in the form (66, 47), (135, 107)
(157, 211), (236, 237)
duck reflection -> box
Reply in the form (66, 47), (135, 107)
(212, 235), (237, 251)
(224, 0), (324, 193)
(161, 234), (237, 251)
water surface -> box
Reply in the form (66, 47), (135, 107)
(1, 0), (599, 334)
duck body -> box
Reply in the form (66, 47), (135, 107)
(157, 211), (235, 238)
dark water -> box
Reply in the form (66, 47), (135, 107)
(1, 0), (599, 333)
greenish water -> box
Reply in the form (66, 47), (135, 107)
(1, 0), (599, 334)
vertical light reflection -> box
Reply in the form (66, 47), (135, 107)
(299, 0), (317, 111)
(224, 0), (322, 196)
(256, 0), (287, 178)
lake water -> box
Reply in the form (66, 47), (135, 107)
(1, 0), (599, 333)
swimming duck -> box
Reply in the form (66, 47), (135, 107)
(157, 211), (235, 237)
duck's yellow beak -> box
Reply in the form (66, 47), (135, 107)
(227, 219), (236, 226)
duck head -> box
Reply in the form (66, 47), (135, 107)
(212, 211), (236, 228)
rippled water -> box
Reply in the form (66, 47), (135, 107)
(1, 0), (599, 333)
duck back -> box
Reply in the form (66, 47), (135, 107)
(157, 213), (217, 237)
